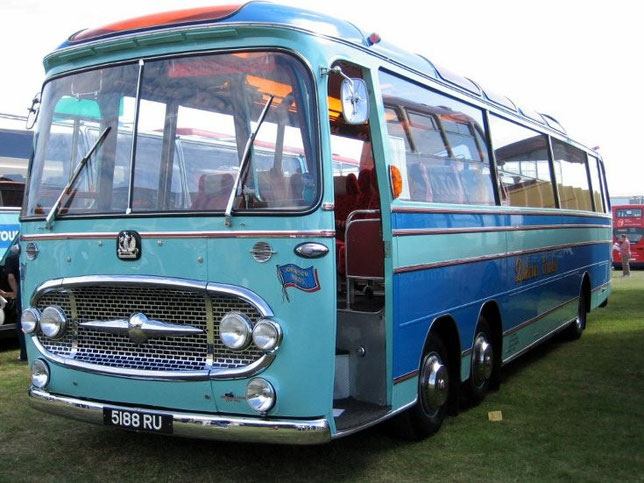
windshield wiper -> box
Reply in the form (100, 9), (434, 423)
(45, 126), (111, 230)
(224, 95), (275, 227)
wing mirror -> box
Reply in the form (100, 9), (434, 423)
(325, 66), (370, 125)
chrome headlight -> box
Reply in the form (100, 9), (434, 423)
(219, 312), (252, 350)
(246, 377), (276, 413)
(40, 306), (67, 339)
(21, 308), (41, 334)
(31, 359), (50, 388)
(252, 319), (282, 352)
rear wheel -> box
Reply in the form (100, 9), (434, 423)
(469, 317), (494, 405)
(391, 334), (451, 440)
(564, 289), (588, 340)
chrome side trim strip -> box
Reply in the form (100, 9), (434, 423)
(21, 229), (336, 241)
(503, 297), (578, 337)
(391, 206), (613, 220)
(393, 224), (610, 237)
(394, 240), (612, 274)
(502, 317), (577, 366)
(591, 281), (611, 293)
(393, 370), (419, 385)
(28, 387), (331, 445)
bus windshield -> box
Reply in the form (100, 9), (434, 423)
(615, 208), (642, 218)
(24, 51), (318, 217)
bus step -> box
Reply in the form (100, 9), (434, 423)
(333, 397), (389, 432)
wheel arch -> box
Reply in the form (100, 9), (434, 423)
(580, 272), (591, 313)
(476, 300), (503, 359)
(475, 300), (503, 388)
(425, 315), (461, 411)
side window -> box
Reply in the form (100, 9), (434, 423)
(379, 70), (495, 205)
(0, 129), (30, 208)
(489, 115), (555, 208)
(552, 139), (593, 211)
(587, 154), (605, 213)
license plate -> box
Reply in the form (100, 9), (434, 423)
(103, 408), (173, 434)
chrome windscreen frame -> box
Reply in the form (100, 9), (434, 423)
(29, 275), (275, 381)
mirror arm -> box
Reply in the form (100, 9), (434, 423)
(321, 66), (354, 91)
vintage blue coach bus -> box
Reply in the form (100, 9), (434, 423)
(22, 3), (611, 443)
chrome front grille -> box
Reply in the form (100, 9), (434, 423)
(35, 282), (266, 374)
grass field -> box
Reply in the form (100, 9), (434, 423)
(1, 272), (643, 482)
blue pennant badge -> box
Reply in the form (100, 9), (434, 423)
(276, 264), (321, 302)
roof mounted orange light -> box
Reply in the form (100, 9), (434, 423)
(70, 4), (243, 43)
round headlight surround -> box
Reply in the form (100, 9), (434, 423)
(31, 358), (50, 389)
(219, 312), (253, 350)
(21, 308), (41, 334)
(246, 377), (276, 414)
(40, 306), (67, 339)
(252, 319), (282, 353)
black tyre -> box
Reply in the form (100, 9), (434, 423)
(564, 288), (588, 340)
(469, 317), (494, 405)
(390, 334), (451, 440)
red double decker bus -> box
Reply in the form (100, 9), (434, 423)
(613, 205), (644, 268)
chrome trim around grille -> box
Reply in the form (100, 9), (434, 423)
(32, 276), (274, 318)
(30, 275), (276, 380)
(30, 336), (275, 381)
(29, 387), (331, 445)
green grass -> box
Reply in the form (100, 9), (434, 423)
(1, 272), (643, 482)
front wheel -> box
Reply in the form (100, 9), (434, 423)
(391, 334), (451, 440)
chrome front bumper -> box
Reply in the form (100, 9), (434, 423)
(28, 387), (331, 445)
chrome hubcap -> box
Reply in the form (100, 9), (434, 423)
(420, 353), (449, 415)
(472, 333), (493, 388)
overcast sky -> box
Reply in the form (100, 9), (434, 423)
(2, 0), (640, 196)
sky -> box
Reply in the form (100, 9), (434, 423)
(1, 0), (641, 196)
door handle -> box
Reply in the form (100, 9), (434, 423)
(294, 242), (329, 259)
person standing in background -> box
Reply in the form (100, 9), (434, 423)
(0, 249), (25, 360)
(619, 234), (632, 277)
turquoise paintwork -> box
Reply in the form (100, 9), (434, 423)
(23, 24), (351, 427)
(23, 3), (612, 441)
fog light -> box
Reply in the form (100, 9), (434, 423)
(252, 320), (282, 352)
(31, 359), (50, 388)
(40, 306), (67, 339)
(246, 378), (276, 413)
(219, 312), (253, 350)
(21, 308), (41, 334)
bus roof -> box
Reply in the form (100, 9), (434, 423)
(49, 2), (566, 138)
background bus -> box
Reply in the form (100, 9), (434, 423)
(0, 113), (30, 337)
(612, 204), (644, 268)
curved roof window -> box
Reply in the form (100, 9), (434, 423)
(540, 113), (566, 134)
(518, 106), (546, 125)
(482, 88), (517, 111)
(433, 63), (482, 96)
